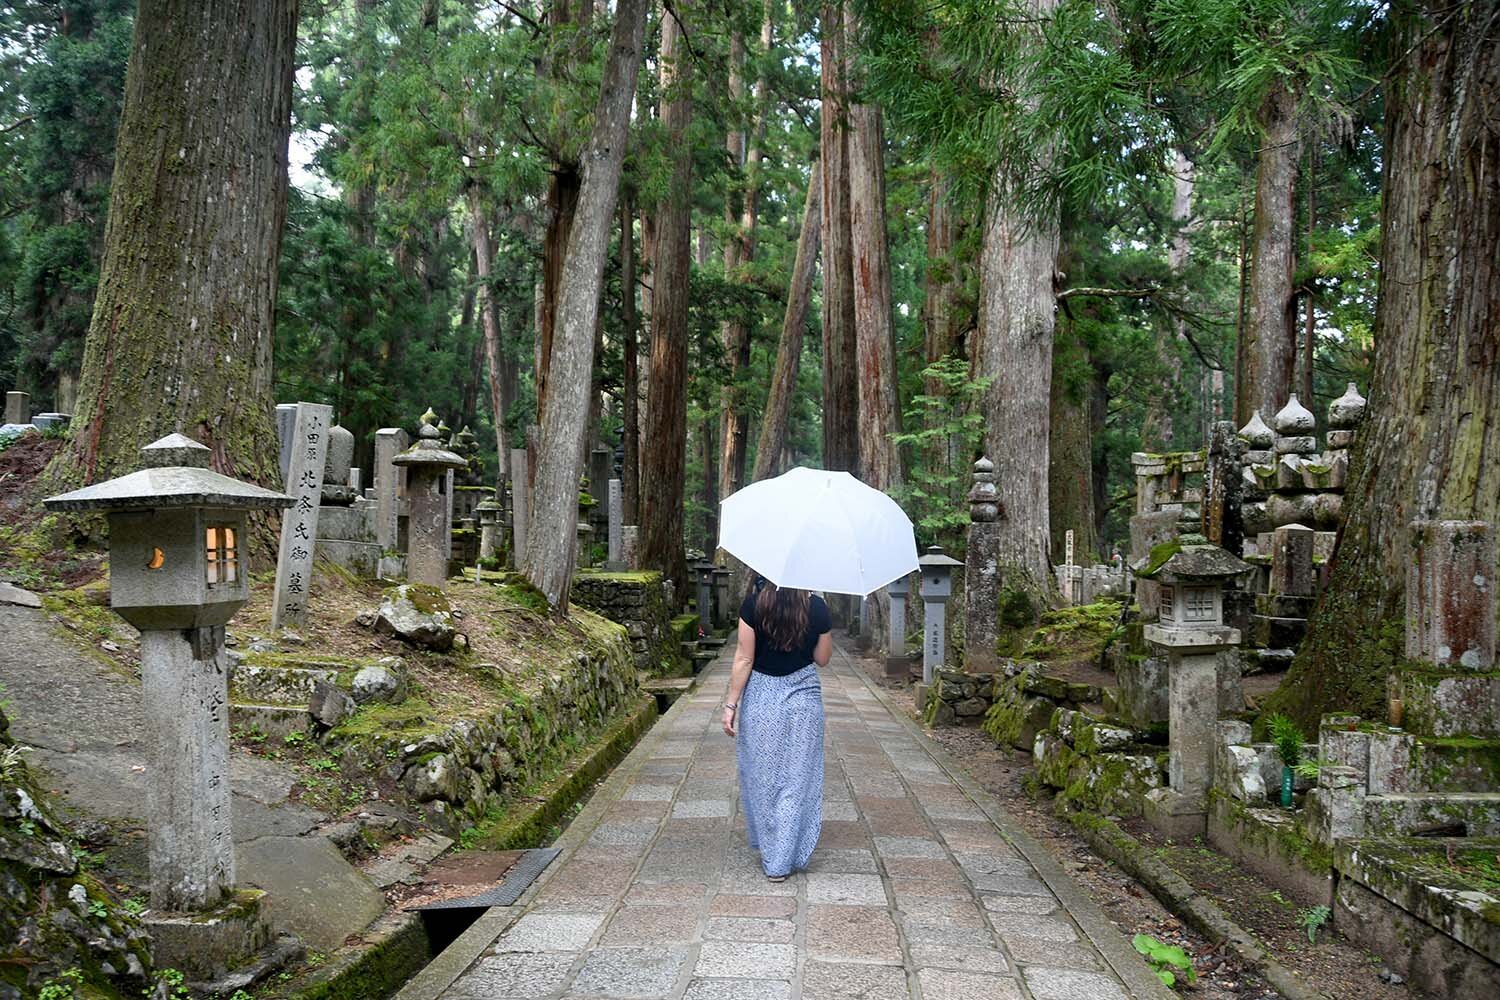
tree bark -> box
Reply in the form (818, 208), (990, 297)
(522, 0), (650, 609)
(639, 1), (694, 594)
(47, 0), (297, 545)
(1143, 148), (1196, 449)
(1049, 331), (1096, 566)
(753, 161), (822, 485)
(819, 0), (859, 474)
(846, 3), (901, 496)
(974, 0), (1061, 618)
(467, 185), (513, 478)
(620, 192), (641, 524)
(718, 0), (774, 504)
(1265, 3), (1500, 729)
(1240, 83), (1300, 423)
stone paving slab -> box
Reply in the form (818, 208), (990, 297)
(430, 643), (1169, 1000)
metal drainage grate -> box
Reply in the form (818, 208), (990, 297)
(412, 847), (561, 911)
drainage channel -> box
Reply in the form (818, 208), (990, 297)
(410, 847), (561, 954)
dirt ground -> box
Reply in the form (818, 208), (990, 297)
(846, 649), (1420, 1000)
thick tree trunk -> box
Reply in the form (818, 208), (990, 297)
(1265, 4), (1500, 729)
(521, 0), (649, 609)
(718, 1), (773, 503)
(753, 161), (822, 485)
(1240, 83), (1300, 423)
(1049, 331), (1096, 566)
(639, 2), (694, 594)
(846, 4), (901, 495)
(819, 0), (859, 474)
(467, 185), (513, 478)
(1143, 148), (1196, 449)
(621, 193), (641, 524)
(538, 168), (581, 421)
(924, 172), (959, 380)
(974, 0), (1060, 618)
(48, 0), (297, 544)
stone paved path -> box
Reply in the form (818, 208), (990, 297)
(427, 643), (1168, 1000)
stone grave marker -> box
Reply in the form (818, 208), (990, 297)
(394, 412), (468, 588)
(374, 427), (409, 550)
(273, 403), (332, 630)
(1270, 522), (1315, 596)
(5, 390), (30, 425)
(964, 458), (1000, 672)
(275, 402), (298, 486)
(607, 478), (624, 570)
(510, 447), (530, 566)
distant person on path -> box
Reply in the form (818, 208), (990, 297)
(721, 576), (833, 881)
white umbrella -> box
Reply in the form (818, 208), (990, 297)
(718, 467), (920, 596)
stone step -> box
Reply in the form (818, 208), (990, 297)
(230, 703), (313, 741)
(1363, 792), (1500, 838)
(230, 662), (342, 706)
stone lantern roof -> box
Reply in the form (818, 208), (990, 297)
(918, 546), (963, 570)
(1135, 535), (1252, 583)
(44, 434), (292, 512)
(391, 418), (467, 472)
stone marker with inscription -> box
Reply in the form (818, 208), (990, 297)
(273, 403), (332, 631)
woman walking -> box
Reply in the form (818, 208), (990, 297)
(721, 576), (833, 880)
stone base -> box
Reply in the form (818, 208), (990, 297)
(1207, 793), (1332, 906)
(378, 553), (407, 580)
(1334, 838), (1500, 999)
(1142, 787), (1206, 839)
(145, 889), (272, 981)
(884, 654), (916, 681)
(316, 538), (381, 577)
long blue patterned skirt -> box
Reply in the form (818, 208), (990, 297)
(736, 663), (825, 876)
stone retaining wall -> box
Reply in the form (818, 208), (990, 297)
(569, 571), (686, 676)
(335, 628), (642, 834)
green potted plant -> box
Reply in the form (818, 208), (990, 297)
(1266, 714), (1304, 808)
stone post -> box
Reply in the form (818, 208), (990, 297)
(477, 499), (501, 563)
(4, 391), (30, 426)
(374, 428), (409, 550)
(712, 567), (730, 628)
(887, 575), (909, 659)
(919, 547), (963, 684)
(607, 479), (624, 570)
(1202, 420), (1245, 556)
(1270, 523), (1315, 596)
(275, 402), (298, 487)
(964, 458), (1001, 673)
(273, 403), (332, 631)
(621, 526), (640, 570)
(695, 561), (714, 632)
(1406, 520), (1496, 669)
(393, 413), (468, 588)
(511, 447), (530, 566)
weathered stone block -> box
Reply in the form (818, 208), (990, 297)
(1270, 523), (1315, 597)
(1405, 520), (1496, 670)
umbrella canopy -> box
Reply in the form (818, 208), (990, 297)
(718, 467), (920, 596)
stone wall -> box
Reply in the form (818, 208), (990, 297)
(923, 669), (994, 726)
(569, 571), (687, 677)
(332, 627), (643, 834)
(0, 706), (155, 998)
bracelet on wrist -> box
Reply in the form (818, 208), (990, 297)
(723, 702), (737, 710)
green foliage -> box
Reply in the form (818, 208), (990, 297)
(1298, 904), (1331, 943)
(890, 357), (992, 549)
(1132, 933), (1197, 988)
(37, 968), (85, 1000)
(1266, 713), (1305, 767)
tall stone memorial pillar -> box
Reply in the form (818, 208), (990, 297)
(964, 458), (1001, 673)
(919, 547), (963, 684)
(273, 403), (332, 630)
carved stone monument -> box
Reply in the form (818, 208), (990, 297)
(964, 458), (1001, 673)
(393, 411), (467, 588)
(273, 403), (332, 630)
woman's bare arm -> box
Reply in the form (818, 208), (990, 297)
(813, 631), (832, 666)
(723, 618), (756, 736)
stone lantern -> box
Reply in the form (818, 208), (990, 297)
(476, 498), (502, 565)
(43, 434), (291, 916)
(1136, 539), (1252, 837)
(392, 410), (467, 587)
(918, 546), (963, 684)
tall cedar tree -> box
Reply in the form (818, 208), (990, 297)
(44, 0), (297, 548)
(1264, 1), (1500, 728)
(640, 2), (695, 594)
(523, 0), (650, 609)
(820, 0), (859, 476)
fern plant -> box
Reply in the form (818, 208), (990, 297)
(1266, 713), (1304, 768)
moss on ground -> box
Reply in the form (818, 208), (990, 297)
(1020, 600), (1124, 665)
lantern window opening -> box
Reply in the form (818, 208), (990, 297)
(1159, 584), (1176, 622)
(206, 524), (238, 586)
(1184, 586), (1216, 623)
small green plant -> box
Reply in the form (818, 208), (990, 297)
(1268, 889), (1294, 908)
(123, 896), (147, 916)
(0, 743), (28, 782)
(38, 968), (85, 1000)
(283, 730), (308, 746)
(229, 991), (255, 1000)
(310, 757), (339, 772)
(1266, 713), (1305, 768)
(1299, 904), (1331, 943)
(148, 968), (190, 999)
(88, 898), (109, 919)
(1132, 933), (1196, 988)
(1293, 757), (1325, 780)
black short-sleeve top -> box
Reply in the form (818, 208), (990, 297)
(739, 587), (832, 676)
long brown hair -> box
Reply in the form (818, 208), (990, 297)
(754, 580), (811, 651)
